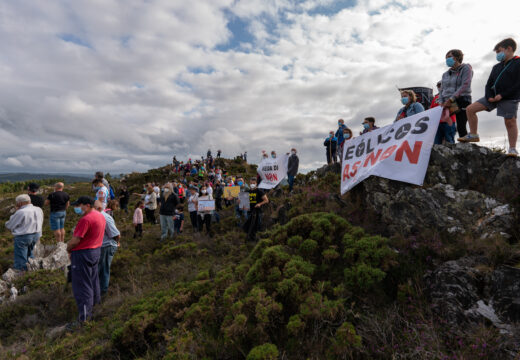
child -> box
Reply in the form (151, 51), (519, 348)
(133, 201), (144, 238)
(463, 38), (520, 156)
(174, 204), (185, 234)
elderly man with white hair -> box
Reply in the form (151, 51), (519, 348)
(5, 194), (44, 271)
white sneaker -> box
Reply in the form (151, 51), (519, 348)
(507, 148), (518, 157)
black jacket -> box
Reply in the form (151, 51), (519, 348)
(287, 154), (299, 176)
(485, 56), (520, 100)
(159, 193), (179, 216)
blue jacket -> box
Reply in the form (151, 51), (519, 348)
(335, 124), (347, 145)
(395, 102), (425, 122)
(324, 136), (338, 152)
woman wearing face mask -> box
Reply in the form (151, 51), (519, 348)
(271, 151), (277, 159)
(439, 49), (473, 139)
(159, 184), (179, 240)
(143, 185), (157, 224)
(395, 90), (425, 122)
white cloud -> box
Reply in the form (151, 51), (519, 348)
(0, 0), (519, 174)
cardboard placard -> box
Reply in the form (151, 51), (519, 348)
(238, 192), (250, 211)
(198, 200), (215, 212)
(223, 186), (240, 198)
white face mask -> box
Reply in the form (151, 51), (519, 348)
(201, 190), (207, 194)
(291, 151), (296, 155)
(163, 188), (170, 193)
(250, 184), (257, 189)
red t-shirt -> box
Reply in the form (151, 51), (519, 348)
(72, 210), (106, 251)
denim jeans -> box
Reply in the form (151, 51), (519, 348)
(98, 245), (117, 295)
(13, 233), (39, 270)
(288, 174), (295, 191)
(434, 123), (456, 145)
(235, 205), (248, 227)
(49, 211), (66, 231)
(160, 215), (175, 239)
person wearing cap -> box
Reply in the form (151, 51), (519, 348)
(44, 182), (70, 243)
(94, 200), (120, 297)
(27, 183), (44, 208)
(287, 148), (299, 192)
(67, 196), (106, 322)
(5, 194), (44, 271)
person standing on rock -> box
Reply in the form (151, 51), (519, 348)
(94, 200), (120, 297)
(67, 196), (106, 322)
(335, 119), (348, 148)
(287, 148), (299, 192)
(5, 194), (43, 271)
(432, 81), (457, 144)
(324, 131), (338, 165)
(45, 182), (70, 243)
(27, 183), (44, 208)
(439, 49), (473, 140)
(462, 38), (520, 157)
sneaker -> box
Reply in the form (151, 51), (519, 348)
(457, 133), (480, 142)
(507, 148), (519, 157)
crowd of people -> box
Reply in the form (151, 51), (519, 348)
(4, 147), (300, 325)
(324, 37), (520, 163)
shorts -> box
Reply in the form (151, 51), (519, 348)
(477, 97), (519, 119)
(50, 211), (66, 230)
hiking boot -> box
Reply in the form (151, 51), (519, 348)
(507, 148), (519, 157)
(457, 134), (480, 142)
(457, 133), (480, 142)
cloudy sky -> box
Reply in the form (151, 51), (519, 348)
(0, 0), (518, 174)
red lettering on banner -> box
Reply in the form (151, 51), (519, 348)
(379, 145), (398, 161)
(395, 141), (422, 164)
(342, 164), (350, 181)
(363, 149), (382, 168)
(349, 161), (361, 177)
(265, 173), (278, 182)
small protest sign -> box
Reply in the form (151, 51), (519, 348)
(198, 200), (215, 212)
(223, 186), (240, 198)
(238, 192), (250, 211)
(257, 154), (289, 189)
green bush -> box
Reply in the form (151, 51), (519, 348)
(246, 343), (279, 360)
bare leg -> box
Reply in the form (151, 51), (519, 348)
(60, 228), (66, 242)
(505, 117), (518, 149)
(466, 102), (487, 135)
(53, 230), (61, 242)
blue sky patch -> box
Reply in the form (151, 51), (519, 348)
(58, 33), (92, 48)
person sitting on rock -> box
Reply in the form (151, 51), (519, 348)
(5, 194), (43, 271)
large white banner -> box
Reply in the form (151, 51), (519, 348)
(341, 107), (442, 194)
(258, 154), (289, 189)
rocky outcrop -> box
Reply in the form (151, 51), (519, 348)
(426, 257), (520, 333)
(349, 143), (519, 239)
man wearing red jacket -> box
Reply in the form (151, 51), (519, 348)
(67, 196), (106, 323)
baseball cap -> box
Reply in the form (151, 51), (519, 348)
(71, 196), (95, 206)
(28, 183), (40, 192)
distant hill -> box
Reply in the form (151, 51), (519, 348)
(0, 173), (91, 184)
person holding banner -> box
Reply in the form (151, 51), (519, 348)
(244, 178), (269, 241)
(324, 131), (338, 165)
(361, 117), (378, 135)
(439, 49), (473, 139)
(395, 90), (425, 122)
(463, 38), (520, 156)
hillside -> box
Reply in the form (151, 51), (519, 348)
(0, 173), (91, 184)
(0, 146), (519, 359)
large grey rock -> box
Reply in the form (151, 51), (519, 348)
(28, 242), (70, 271)
(2, 268), (19, 283)
(426, 259), (520, 330)
(0, 279), (8, 294)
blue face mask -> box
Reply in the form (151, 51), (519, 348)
(496, 52), (506, 62)
(363, 123), (370, 130)
(272, 155), (276, 158)
(401, 97), (409, 105)
(344, 133), (351, 139)
(237, 181), (243, 186)
(74, 207), (84, 215)
(446, 57), (455, 67)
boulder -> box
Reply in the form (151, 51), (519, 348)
(2, 268), (19, 283)
(28, 242), (70, 271)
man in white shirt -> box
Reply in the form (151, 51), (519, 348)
(5, 194), (44, 271)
